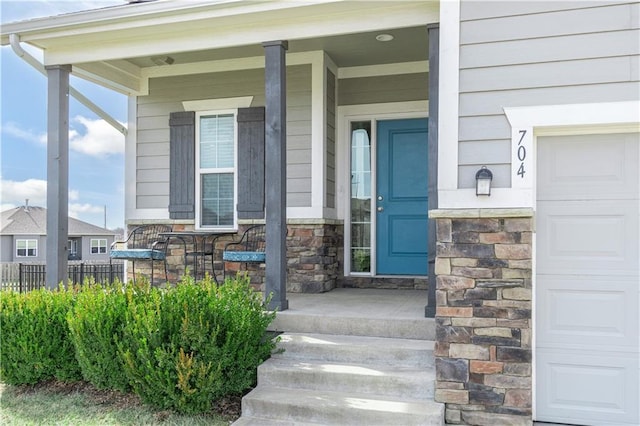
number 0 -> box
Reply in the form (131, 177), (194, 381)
(517, 145), (526, 161)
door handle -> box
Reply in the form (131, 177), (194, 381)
(377, 206), (384, 212)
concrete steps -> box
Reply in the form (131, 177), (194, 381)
(269, 311), (435, 340)
(234, 315), (444, 425)
(238, 386), (444, 426)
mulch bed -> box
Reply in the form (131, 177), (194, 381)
(10, 380), (243, 421)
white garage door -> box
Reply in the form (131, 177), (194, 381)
(536, 132), (640, 426)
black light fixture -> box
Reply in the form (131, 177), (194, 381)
(475, 166), (493, 196)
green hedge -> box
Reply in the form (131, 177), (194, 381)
(118, 274), (276, 413)
(0, 286), (82, 385)
(66, 279), (132, 392)
(0, 275), (277, 414)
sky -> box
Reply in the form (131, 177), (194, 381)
(0, 0), (127, 230)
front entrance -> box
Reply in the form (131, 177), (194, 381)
(347, 116), (429, 277)
(536, 132), (639, 425)
(376, 118), (429, 275)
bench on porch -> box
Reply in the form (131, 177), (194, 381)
(221, 224), (266, 282)
(109, 224), (172, 283)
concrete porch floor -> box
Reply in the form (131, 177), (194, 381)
(268, 288), (435, 340)
(281, 288), (429, 318)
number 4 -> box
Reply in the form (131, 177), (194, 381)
(517, 163), (525, 178)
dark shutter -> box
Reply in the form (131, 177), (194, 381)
(169, 111), (195, 219)
(237, 107), (265, 219)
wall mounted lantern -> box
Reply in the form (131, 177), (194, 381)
(475, 166), (493, 196)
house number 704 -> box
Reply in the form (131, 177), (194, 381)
(517, 130), (526, 178)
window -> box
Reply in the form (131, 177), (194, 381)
(350, 121), (372, 273)
(196, 112), (236, 229)
(16, 239), (37, 257)
(68, 239), (80, 260)
(90, 239), (107, 254)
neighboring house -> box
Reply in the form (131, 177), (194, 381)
(1, 1), (638, 425)
(0, 205), (117, 262)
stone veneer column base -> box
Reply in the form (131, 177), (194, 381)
(286, 220), (342, 293)
(429, 208), (534, 426)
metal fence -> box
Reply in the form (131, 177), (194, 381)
(0, 262), (125, 293)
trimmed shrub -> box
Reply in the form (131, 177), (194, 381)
(66, 279), (134, 391)
(118, 274), (276, 413)
(0, 286), (82, 385)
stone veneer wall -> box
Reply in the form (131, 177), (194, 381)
(430, 209), (534, 426)
(285, 220), (342, 293)
(126, 220), (343, 293)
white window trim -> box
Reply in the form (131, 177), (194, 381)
(90, 238), (107, 254)
(195, 109), (238, 231)
(16, 239), (38, 257)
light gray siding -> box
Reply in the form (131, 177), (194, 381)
(136, 65), (312, 209)
(326, 69), (336, 209)
(458, 1), (640, 188)
(80, 235), (113, 262)
(1, 236), (12, 262)
(337, 73), (428, 106)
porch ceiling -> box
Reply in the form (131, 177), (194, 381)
(1, 0), (436, 95)
(125, 26), (429, 69)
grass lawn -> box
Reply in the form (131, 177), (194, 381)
(0, 381), (240, 425)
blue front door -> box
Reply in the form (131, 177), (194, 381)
(376, 118), (428, 275)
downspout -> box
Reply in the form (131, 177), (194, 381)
(9, 34), (128, 136)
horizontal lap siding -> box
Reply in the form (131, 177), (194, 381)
(458, 1), (640, 188)
(337, 73), (428, 106)
(136, 65), (312, 209)
(326, 70), (336, 209)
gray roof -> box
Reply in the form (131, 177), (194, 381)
(0, 206), (116, 237)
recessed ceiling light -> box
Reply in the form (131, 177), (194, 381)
(375, 34), (394, 42)
(151, 56), (175, 66)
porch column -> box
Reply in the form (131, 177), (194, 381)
(426, 24), (440, 317)
(263, 40), (289, 311)
(45, 64), (71, 289)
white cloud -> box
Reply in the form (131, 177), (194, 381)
(69, 203), (104, 219)
(1, 178), (48, 206)
(2, 178), (84, 210)
(2, 122), (46, 145)
(1, 116), (125, 157)
(69, 115), (125, 157)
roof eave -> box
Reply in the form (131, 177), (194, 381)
(0, 0), (340, 47)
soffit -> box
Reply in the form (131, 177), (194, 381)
(126, 26), (428, 68)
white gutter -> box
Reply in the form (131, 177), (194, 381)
(9, 34), (127, 136)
